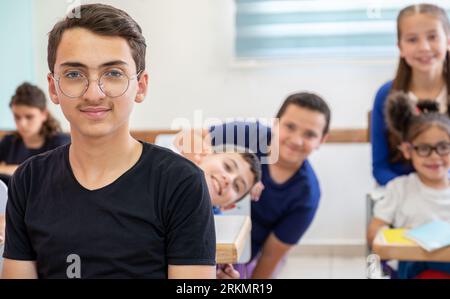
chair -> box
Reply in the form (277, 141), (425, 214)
(0, 180), (7, 214)
(366, 188), (385, 253)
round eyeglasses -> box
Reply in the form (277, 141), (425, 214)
(52, 70), (142, 98)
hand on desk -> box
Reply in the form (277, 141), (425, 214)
(216, 264), (240, 279)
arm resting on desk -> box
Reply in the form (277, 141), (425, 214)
(367, 218), (390, 246)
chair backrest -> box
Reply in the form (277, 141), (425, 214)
(0, 180), (7, 214)
(366, 188), (386, 254)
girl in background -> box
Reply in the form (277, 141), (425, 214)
(0, 82), (70, 181)
(371, 3), (450, 185)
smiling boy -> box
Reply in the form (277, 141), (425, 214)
(176, 92), (331, 278)
(1, 4), (215, 279)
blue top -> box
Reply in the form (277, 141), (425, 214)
(210, 122), (321, 258)
(371, 81), (414, 186)
(0, 133), (71, 165)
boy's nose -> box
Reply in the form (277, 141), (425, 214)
(223, 174), (231, 184)
(83, 79), (106, 101)
(220, 174), (231, 189)
(291, 135), (304, 147)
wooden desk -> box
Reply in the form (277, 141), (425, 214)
(0, 129), (370, 144)
(215, 215), (251, 264)
(372, 229), (450, 262)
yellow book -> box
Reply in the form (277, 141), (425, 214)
(382, 228), (416, 245)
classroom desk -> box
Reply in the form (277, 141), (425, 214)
(372, 229), (450, 262)
(0, 218), (252, 269)
(215, 215), (251, 264)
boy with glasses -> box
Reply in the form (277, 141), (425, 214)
(2, 4), (216, 279)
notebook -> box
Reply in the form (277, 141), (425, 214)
(405, 220), (450, 252)
(382, 228), (416, 245)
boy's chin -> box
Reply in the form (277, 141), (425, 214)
(74, 123), (118, 139)
(280, 152), (305, 164)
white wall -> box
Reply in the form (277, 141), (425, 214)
(0, 0), (34, 129)
(307, 144), (375, 245)
(32, 0), (389, 245)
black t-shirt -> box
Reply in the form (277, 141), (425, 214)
(0, 133), (71, 165)
(3, 142), (216, 278)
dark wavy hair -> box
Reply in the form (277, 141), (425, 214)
(235, 152), (262, 203)
(385, 92), (450, 157)
(9, 82), (62, 139)
(276, 92), (331, 135)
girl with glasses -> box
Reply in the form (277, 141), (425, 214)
(368, 91), (450, 279)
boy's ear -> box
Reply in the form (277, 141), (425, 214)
(135, 71), (149, 103)
(313, 132), (328, 151)
(220, 203), (236, 212)
(47, 73), (60, 105)
(320, 133), (329, 145)
(398, 142), (412, 160)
